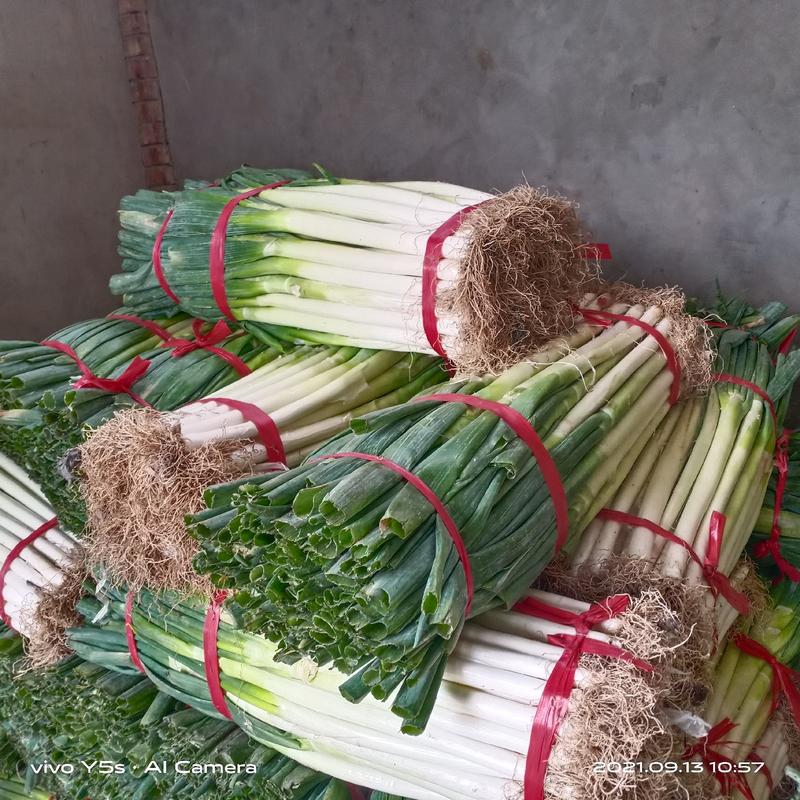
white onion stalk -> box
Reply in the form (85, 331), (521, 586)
(0, 453), (79, 637)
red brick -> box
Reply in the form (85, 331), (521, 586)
(119, 11), (148, 37)
(135, 99), (164, 125)
(145, 164), (176, 188)
(138, 120), (166, 145)
(129, 78), (161, 102)
(118, 0), (147, 14)
(122, 33), (152, 58)
(126, 56), (158, 80)
(141, 144), (171, 167)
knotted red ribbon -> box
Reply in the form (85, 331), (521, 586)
(682, 718), (755, 800)
(596, 508), (750, 615)
(514, 593), (650, 800)
(124, 591), (146, 674)
(193, 397), (286, 465)
(203, 589), (233, 720)
(713, 373), (776, 423)
(733, 634), (800, 725)
(107, 314), (252, 377)
(578, 307), (681, 406)
(0, 517), (59, 629)
(210, 180), (291, 321)
(308, 451), (473, 614)
(41, 339), (152, 407)
(414, 393), (569, 551)
(753, 430), (800, 582)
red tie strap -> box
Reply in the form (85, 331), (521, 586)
(210, 180), (292, 322)
(753, 430), (800, 582)
(152, 208), (181, 304)
(514, 594), (650, 800)
(0, 517), (59, 629)
(308, 451), (473, 614)
(193, 398), (286, 465)
(41, 340), (152, 407)
(584, 243), (612, 260)
(124, 591), (146, 674)
(151, 180), (221, 305)
(596, 508), (750, 615)
(713, 373), (776, 423)
(746, 749), (773, 791)
(682, 718), (755, 800)
(778, 327), (798, 356)
(577, 307), (681, 406)
(107, 314), (252, 377)
(414, 393), (569, 551)
(513, 593), (630, 634)
(733, 634), (800, 725)
(421, 204), (484, 371)
(203, 589), (233, 720)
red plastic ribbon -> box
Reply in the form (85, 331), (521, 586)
(203, 589), (233, 720)
(41, 340), (152, 407)
(578, 307), (681, 406)
(152, 208), (180, 304)
(169, 319), (250, 376)
(584, 243), (612, 260)
(519, 596), (651, 800)
(209, 180), (291, 321)
(733, 634), (800, 724)
(421, 204), (483, 370)
(778, 327), (798, 356)
(682, 718), (755, 800)
(415, 393), (569, 551)
(124, 591), (146, 674)
(106, 313), (173, 341)
(747, 749), (773, 791)
(713, 373), (776, 423)
(0, 517), (59, 629)
(513, 593), (630, 634)
(309, 451), (473, 614)
(107, 314), (251, 376)
(346, 785), (365, 800)
(753, 430), (800, 582)
(596, 508), (750, 615)
(194, 397), (286, 465)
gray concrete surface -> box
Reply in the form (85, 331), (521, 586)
(0, 0), (142, 339)
(150, 0), (799, 312)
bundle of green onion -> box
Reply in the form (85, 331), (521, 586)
(79, 347), (444, 591)
(0, 629), (356, 800)
(111, 165), (594, 374)
(67, 582), (673, 800)
(0, 313), (278, 531)
(185, 294), (703, 728)
(571, 301), (800, 595)
(0, 454), (80, 639)
(699, 578), (800, 797)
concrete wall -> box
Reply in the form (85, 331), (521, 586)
(150, 0), (799, 311)
(0, 1), (143, 339)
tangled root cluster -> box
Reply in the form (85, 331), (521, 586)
(447, 186), (595, 374)
(79, 408), (250, 593)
